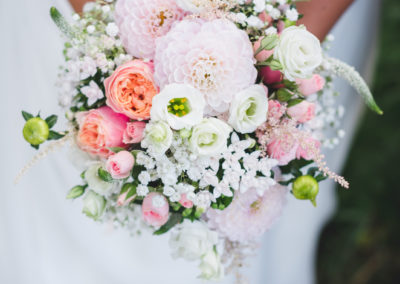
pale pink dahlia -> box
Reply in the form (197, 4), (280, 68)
(114, 0), (185, 59)
(206, 185), (287, 242)
(154, 19), (257, 114)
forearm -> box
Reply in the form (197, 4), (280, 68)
(69, 0), (93, 13)
(297, 0), (355, 41)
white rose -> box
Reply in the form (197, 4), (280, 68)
(82, 190), (106, 220)
(141, 121), (173, 156)
(198, 250), (224, 281)
(169, 220), (218, 261)
(151, 84), (205, 130)
(190, 118), (232, 156)
(84, 163), (114, 196)
(175, 0), (205, 13)
(228, 85), (268, 133)
(274, 25), (322, 81)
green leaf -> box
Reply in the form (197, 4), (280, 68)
(97, 167), (114, 183)
(22, 111), (34, 121)
(287, 98), (304, 108)
(254, 34), (280, 55)
(324, 57), (383, 115)
(277, 89), (293, 102)
(66, 185), (86, 199)
(279, 158), (313, 175)
(153, 214), (183, 235)
(50, 7), (76, 40)
(125, 184), (137, 200)
(269, 59), (283, 71)
(30, 144), (39, 150)
(307, 167), (319, 177)
(107, 147), (126, 153)
(279, 179), (294, 186)
(48, 130), (65, 140)
(315, 173), (328, 182)
(45, 115), (58, 128)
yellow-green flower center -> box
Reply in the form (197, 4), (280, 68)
(168, 97), (191, 117)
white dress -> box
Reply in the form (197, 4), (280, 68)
(0, 1), (379, 283)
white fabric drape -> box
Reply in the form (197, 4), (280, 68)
(0, 0), (379, 283)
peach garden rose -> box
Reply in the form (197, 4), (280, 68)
(104, 60), (159, 120)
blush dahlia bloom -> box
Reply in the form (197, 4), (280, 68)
(104, 60), (158, 120)
(114, 0), (185, 59)
(76, 106), (129, 157)
(154, 19), (257, 114)
(207, 185), (287, 242)
(267, 131), (299, 166)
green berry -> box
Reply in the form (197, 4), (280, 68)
(292, 175), (319, 206)
(22, 117), (49, 145)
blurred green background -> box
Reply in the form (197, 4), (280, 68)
(317, 0), (400, 283)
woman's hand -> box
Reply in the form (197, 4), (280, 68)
(69, 0), (93, 13)
(297, 0), (355, 41)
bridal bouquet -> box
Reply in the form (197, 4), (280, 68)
(19, 0), (382, 281)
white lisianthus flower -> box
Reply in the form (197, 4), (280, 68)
(82, 190), (106, 220)
(141, 121), (173, 156)
(151, 84), (205, 130)
(169, 220), (218, 261)
(190, 118), (232, 156)
(228, 85), (268, 134)
(84, 163), (114, 196)
(274, 25), (322, 81)
(175, 0), (205, 13)
(198, 250), (224, 281)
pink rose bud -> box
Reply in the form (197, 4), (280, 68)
(277, 20), (285, 34)
(179, 193), (193, 209)
(142, 192), (169, 227)
(268, 100), (285, 121)
(260, 66), (283, 86)
(287, 101), (316, 124)
(106, 151), (135, 179)
(258, 11), (272, 24)
(296, 74), (325, 96)
(253, 37), (274, 62)
(123, 121), (146, 144)
(117, 191), (135, 206)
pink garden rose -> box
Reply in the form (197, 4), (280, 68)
(253, 37), (274, 62)
(260, 66), (283, 86)
(106, 151), (135, 179)
(268, 100), (285, 121)
(76, 106), (129, 157)
(179, 193), (194, 209)
(296, 74), (325, 96)
(104, 60), (159, 120)
(142, 192), (169, 227)
(287, 101), (316, 123)
(123, 121), (146, 144)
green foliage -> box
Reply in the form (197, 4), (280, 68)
(153, 213), (183, 235)
(97, 167), (114, 183)
(22, 111), (34, 121)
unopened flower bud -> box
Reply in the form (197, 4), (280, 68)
(23, 117), (49, 145)
(292, 175), (319, 206)
(66, 185), (86, 199)
(82, 190), (106, 220)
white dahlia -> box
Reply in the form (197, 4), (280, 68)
(154, 19), (257, 114)
(114, 0), (185, 59)
(206, 184), (287, 242)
